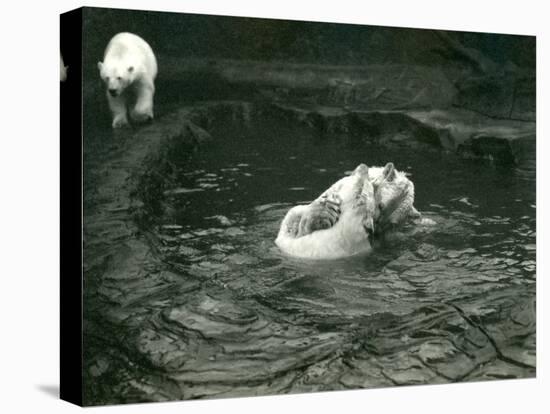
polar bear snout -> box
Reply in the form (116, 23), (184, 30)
(105, 77), (127, 96)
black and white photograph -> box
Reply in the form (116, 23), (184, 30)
(58, 5), (539, 407)
(4, 1), (549, 413)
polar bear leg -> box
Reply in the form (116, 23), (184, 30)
(107, 93), (129, 128)
(298, 197), (341, 237)
(130, 80), (155, 123)
(409, 206), (422, 219)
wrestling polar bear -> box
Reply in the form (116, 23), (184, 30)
(98, 32), (158, 128)
(276, 163), (420, 259)
(276, 164), (376, 259)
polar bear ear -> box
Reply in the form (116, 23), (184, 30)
(382, 162), (396, 182)
(97, 61), (103, 72)
(127, 66), (134, 73)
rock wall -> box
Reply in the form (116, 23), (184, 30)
(78, 7), (535, 168)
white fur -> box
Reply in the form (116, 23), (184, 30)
(275, 163), (419, 260)
(98, 32), (158, 128)
(276, 170), (374, 259)
(369, 166), (417, 226)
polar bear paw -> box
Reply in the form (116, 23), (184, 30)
(297, 195), (341, 237)
(130, 106), (154, 124)
(112, 115), (130, 129)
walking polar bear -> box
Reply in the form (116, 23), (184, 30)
(276, 162), (421, 259)
(98, 32), (158, 128)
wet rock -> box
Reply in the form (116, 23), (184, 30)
(102, 240), (151, 281)
(294, 357), (348, 391)
(453, 293), (535, 370)
(466, 133), (530, 165)
(325, 65), (456, 110)
(125, 376), (180, 403)
(380, 352), (445, 385)
(269, 102), (535, 165)
(406, 108), (535, 165)
(85, 219), (134, 244)
(152, 295), (349, 387)
(136, 329), (185, 368)
(414, 243), (440, 261)
(338, 359), (394, 388)
(465, 358), (535, 381)
(167, 303), (262, 339)
(418, 340), (457, 363)
(453, 75), (535, 122)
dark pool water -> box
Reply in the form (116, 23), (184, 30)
(85, 112), (535, 403)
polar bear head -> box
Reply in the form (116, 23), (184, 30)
(97, 60), (137, 97)
(372, 162), (415, 230)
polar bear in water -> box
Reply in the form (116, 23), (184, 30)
(369, 162), (421, 233)
(276, 162), (421, 259)
(276, 164), (376, 259)
(97, 32), (158, 128)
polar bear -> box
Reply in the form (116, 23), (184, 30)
(275, 163), (425, 259)
(275, 164), (376, 259)
(368, 162), (420, 232)
(97, 32), (158, 128)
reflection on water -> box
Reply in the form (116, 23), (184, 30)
(85, 115), (535, 404)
